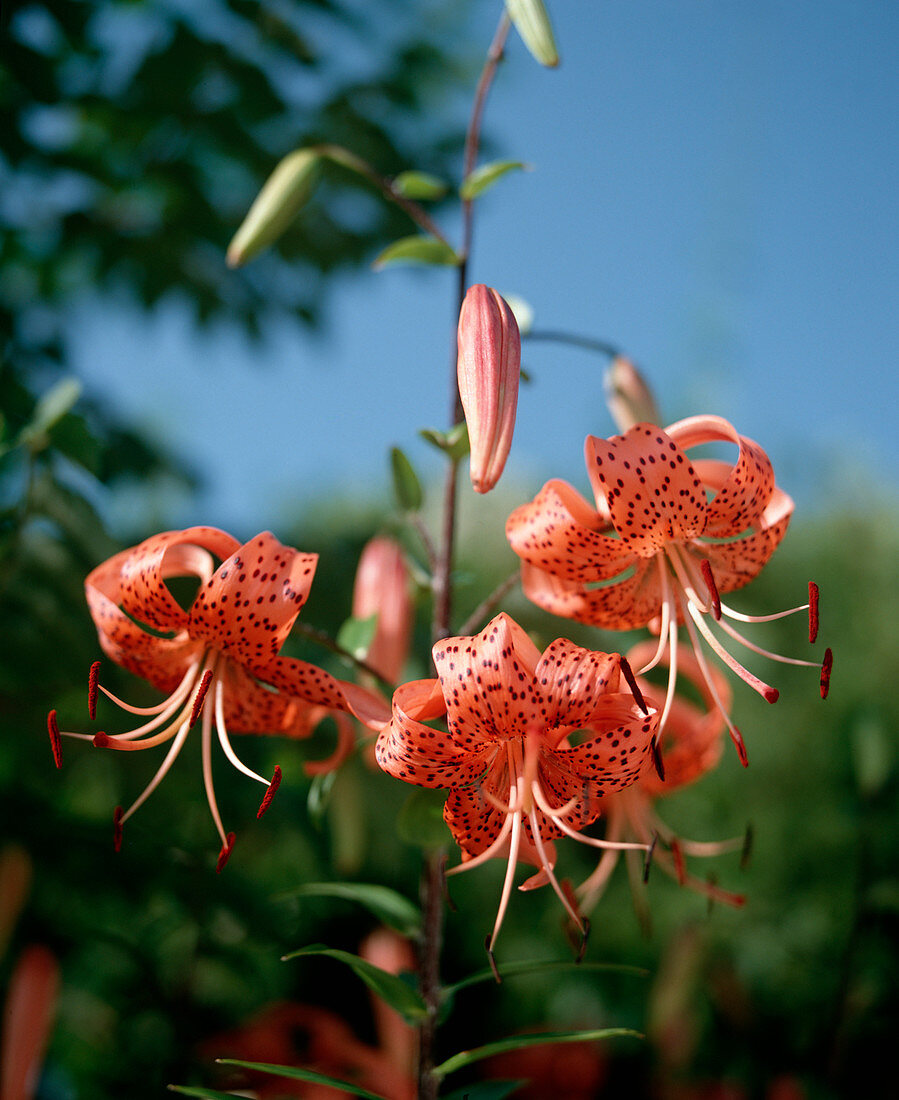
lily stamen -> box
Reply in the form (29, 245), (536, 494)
(527, 806), (584, 935)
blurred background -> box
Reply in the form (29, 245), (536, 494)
(1, 1), (897, 1098)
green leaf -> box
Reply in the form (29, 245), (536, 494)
(307, 769), (338, 826)
(443, 958), (649, 998)
(214, 1062), (389, 1100)
(418, 422), (469, 462)
(397, 788), (449, 851)
(168, 1087), (255, 1100)
(277, 882), (421, 937)
(281, 945), (428, 1023)
(336, 614), (379, 661)
(443, 1083), (525, 1100)
(433, 1028), (643, 1079)
(460, 160), (529, 201)
(390, 446), (423, 511)
(18, 379), (82, 448)
(373, 235), (460, 270)
(393, 171), (449, 200)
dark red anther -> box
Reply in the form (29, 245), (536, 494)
(88, 661), (101, 720)
(216, 831), (236, 873)
(808, 582), (820, 644)
(93, 731), (112, 748)
(763, 685), (780, 704)
(620, 656), (648, 714)
(651, 738), (666, 782)
(642, 831), (658, 884)
(700, 558), (721, 620)
(670, 837), (687, 885)
(820, 648), (833, 699)
(730, 725), (749, 768)
(256, 765), (282, 818)
(47, 710), (62, 768)
(113, 806), (124, 852)
(485, 936), (502, 984)
(740, 823), (754, 870)
(189, 670), (214, 728)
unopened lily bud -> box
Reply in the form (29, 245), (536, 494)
(226, 148), (321, 267)
(603, 355), (661, 431)
(506, 0), (560, 68)
(352, 536), (413, 682)
(457, 284), (521, 494)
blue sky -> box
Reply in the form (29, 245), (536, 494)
(73, 0), (899, 536)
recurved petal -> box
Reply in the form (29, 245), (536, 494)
(86, 581), (200, 692)
(443, 784), (507, 857)
(217, 660), (320, 738)
(669, 415), (777, 534)
(189, 532), (317, 666)
(114, 527), (240, 634)
(585, 426), (709, 555)
(700, 488), (793, 593)
(534, 639), (621, 735)
(506, 479), (636, 583)
(548, 694), (657, 789)
(249, 656), (391, 732)
(375, 678), (496, 789)
(433, 614), (543, 744)
(521, 558), (663, 631)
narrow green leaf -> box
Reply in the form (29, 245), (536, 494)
(215, 1062), (389, 1100)
(390, 446), (423, 511)
(336, 614), (379, 661)
(168, 1086), (253, 1099)
(18, 379), (82, 447)
(281, 945), (428, 1023)
(443, 958), (649, 998)
(460, 160), (529, 200)
(373, 235), (460, 270)
(418, 422), (469, 462)
(433, 1028), (643, 1079)
(393, 171), (449, 200)
(307, 769), (338, 825)
(396, 788), (449, 851)
(277, 882), (421, 936)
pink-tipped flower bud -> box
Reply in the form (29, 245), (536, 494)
(352, 537), (413, 683)
(456, 284), (521, 494)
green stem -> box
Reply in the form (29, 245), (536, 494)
(316, 144), (454, 249)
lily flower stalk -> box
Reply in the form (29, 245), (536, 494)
(507, 416), (832, 764)
(375, 613), (659, 950)
(457, 284), (521, 494)
(48, 527), (388, 868)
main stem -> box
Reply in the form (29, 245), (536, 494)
(417, 15), (511, 1099)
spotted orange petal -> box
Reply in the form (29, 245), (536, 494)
(521, 558), (662, 631)
(375, 678), (495, 788)
(702, 490), (793, 593)
(549, 695), (657, 789)
(585, 425), (709, 556)
(217, 660), (321, 739)
(115, 527), (240, 633)
(85, 579), (201, 694)
(668, 415), (776, 535)
(253, 656), (391, 732)
(433, 614), (543, 744)
(505, 480), (635, 583)
(189, 532), (317, 667)
(534, 639), (621, 736)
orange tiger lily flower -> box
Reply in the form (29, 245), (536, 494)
(48, 527), (388, 867)
(375, 613), (659, 948)
(579, 640), (747, 915)
(507, 416), (832, 763)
